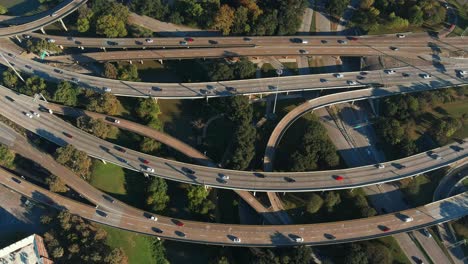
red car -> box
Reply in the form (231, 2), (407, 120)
(172, 219), (184, 227)
(381, 226), (390, 232)
(334, 175), (344, 181)
(142, 159), (149, 164)
(347, 36), (358, 41)
(185, 37), (194, 42)
(63, 132), (73, 139)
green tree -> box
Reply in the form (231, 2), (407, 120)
(306, 193), (323, 213)
(327, 0), (350, 17)
(233, 58), (256, 79)
(76, 116), (116, 139)
(187, 185), (215, 215)
(376, 118), (404, 145)
(87, 93), (122, 115)
(409, 6), (424, 26)
(129, 0), (168, 19)
(103, 62), (118, 79)
(344, 243), (369, 264)
(146, 177), (169, 212)
(0, 4), (7, 15)
(136, 98), (161, 122)
(140, 137), (161, 153)
(53, 81), (79, 106)
(324, 191), (341, 212)
(104, 248), (128, 264)
(2, 69), (18, 88)
(96, 14), (127, 37)
(46, 175), (68, 193)
(22, 76), (48, 97)
(231, 6), (251, 34)
(0, 144), (15, 168)
(117, 64), (139, 81)
(55, 145), (92, 180)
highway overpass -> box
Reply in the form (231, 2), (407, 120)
(1, 49), (467, 99)
(0, 167), (466, 246)
(1, 86), (467, 192)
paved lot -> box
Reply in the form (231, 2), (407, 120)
(0, 184), (46, 245)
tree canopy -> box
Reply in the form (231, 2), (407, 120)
(55, 145), (92, 180)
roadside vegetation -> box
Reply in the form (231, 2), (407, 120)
(40, 211), (129, 263)
(129, 0), (308, 35)
(375, 87), (467, 160)
(351, 0), (447, 33)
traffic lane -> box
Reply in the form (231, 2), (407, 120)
(1, 92), (467, 192)
(6, 52), (466, 98)
(0, 0), (87, 37)
(28, 32), (467, 49)
(1, 169), (467, 246)
(47, 46), (436, 63)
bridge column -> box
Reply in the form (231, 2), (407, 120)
(101, 159), (106, 164)
(259, 94), (262, 99)
(14, 35), (21, 43)
(59, 45), (64, 50)
(253, 191), (256, 196)
(79, 46), (84, 50)
(129, 60), (132, 64)
(101, 47), (106, 52)
(59, 19), (68, 31)
(140, 60), (143, 64)
(158, 59), (163, 64)
(367, 98), (378, 116)
(40, 27), (46, 34)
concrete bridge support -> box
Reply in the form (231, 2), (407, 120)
(101, 47), (106, 52)
(140, 60), (143, 64)
(14, 35), (21, 43)
(367, 98), (378, 116)
(158, 59), (163, 64)
(40, 27), (46, 34)
(101, 159), (106, 164)
(59, 19), (68, 31)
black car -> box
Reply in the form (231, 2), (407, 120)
(284, 177), (296, 183)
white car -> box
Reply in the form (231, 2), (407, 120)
(403, 216), (414, 222)
(146, 167), (155, 173)
(219, 174), (230, 180)
(145, 38), (153, 43)
(113, 119), (120, 124)
(32, 112), (40, 117)
(103, 87), (112, 92)
(233, 237), (241, 243)
(396, 34), (406, 38)
(378, 164), (385, 169)
(421, 74), (432, 79)
(347, 80), (357, 85)
(25, 112), (33, 118)
(51, 12), (58, 17)
(294, 237), (304, 242)
(150, 215), (158, 221)
(384, 69), (396, 74)
(46, 38), (55, 43)
(457, 70), (467, 75)
(334, 73), (344, 78)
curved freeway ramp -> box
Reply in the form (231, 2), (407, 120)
(0, 86), (467, 192)
(1, 167), (467, 246)
(0, 0), (86, 38)
(263, 85), (468, 171)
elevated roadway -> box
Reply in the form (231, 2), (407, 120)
(263, 85), (468, 171)
(0, 166), (467, 246)
(28, 32), (468, 50)
(44, 102), (285, 224)
(0, 0), (87, 38)
(1, 86), (467, 192)
(2, 49), (467, 99)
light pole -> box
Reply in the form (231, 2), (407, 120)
(272, 69), (283, 117)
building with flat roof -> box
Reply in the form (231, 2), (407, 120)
(0, 234), (52, 264)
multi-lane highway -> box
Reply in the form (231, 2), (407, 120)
(0, 0), (87, 38)
(1, 86), (466, 192)
(28, 32), (468, 50)
(1, 166), (467, 246)
(2, 49), (467, 98)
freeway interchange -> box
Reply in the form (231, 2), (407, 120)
(0, 2), (467, 248)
